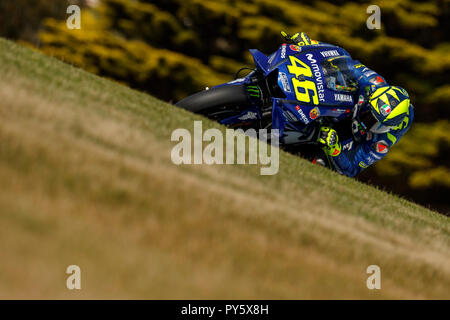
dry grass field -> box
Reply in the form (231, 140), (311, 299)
(0, 38), (449, 299)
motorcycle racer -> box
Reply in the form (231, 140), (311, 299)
(282, 32), (414, 177)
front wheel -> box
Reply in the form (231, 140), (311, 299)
(175, 84), (253, 120)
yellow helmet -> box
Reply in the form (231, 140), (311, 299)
(364, 86), (410, 133)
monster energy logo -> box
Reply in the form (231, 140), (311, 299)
(247, 85), (261, 98)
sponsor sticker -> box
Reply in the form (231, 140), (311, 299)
(359, 161), (369, 168)
(375, 76), (385, 84)
(238, 111), (258, 121)
(364, 71), (376, 77)
(332, 108), (351, 114)
(320, 50), (339, 57)
(279, 72), (291, 92)
(373, 141), (389, 154)
(309, 107), (320, 120)
(305, 54), (325, 103)
(334, 94), (353, 103)
(281, 44), (287, 59)
(295, 105), (310, 124)
(289, 45), (301, 52)
(343, 141), (353, 151)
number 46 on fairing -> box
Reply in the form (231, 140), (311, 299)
(286, 56), (319, 105)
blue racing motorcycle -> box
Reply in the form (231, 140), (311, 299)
(176, 41), (360, 158)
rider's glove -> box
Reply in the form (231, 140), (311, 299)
(318, 127), (341, 157)
(281, 31), (313, 46)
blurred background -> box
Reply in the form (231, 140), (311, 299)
(0, 0), (449, 214)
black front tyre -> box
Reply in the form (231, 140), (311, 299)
(175, 84), (251, 118)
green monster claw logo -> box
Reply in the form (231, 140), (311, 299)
(247, 85), (261, 98)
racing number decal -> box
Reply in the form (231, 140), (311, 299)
(291, 78), (318, 105)
(287, 56), (312, 77)
(286, 56), (319, 105)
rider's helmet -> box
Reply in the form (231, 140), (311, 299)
(360, 86), (410, 133)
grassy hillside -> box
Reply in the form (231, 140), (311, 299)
(0, 38), (449, 299)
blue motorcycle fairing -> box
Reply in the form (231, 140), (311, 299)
(249, 49), (271, 76)
(212, 43), (357, 141)
(212, 76), (252, 90)
(273, 98), (319, 145)
(274, 48), (355, 108)
(275, 100), (352, 125)
(272, 99), (286, 138)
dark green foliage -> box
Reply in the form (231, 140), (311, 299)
(0, 0), (86, 44)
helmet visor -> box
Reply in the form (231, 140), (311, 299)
(359, 109), (393, 134)
(369, 121), (393, 133)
